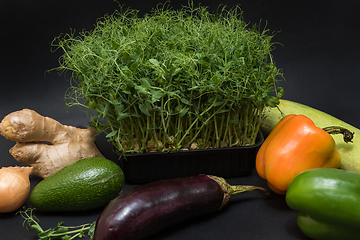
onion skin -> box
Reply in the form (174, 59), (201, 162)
(0, 166), (33, 213)
(93, 175), (268, 240)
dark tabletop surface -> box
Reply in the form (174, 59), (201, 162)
(1, 0), (360, 239)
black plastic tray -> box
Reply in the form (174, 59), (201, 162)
(120, 131), (264, 184)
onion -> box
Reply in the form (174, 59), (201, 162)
(0, 166), (33, 213)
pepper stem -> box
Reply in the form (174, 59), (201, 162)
(322, 126), (354, 143)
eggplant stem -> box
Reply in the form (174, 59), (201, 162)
(206, 175), (269, 210)
(322, 126), (354, 143)
(230, 185), (270, 196)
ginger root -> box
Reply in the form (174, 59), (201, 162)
(0, 109), (104, 178)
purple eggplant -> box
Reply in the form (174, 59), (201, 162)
(92, 174), (268, 240)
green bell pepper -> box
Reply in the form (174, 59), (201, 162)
(285, 168), (360, 240)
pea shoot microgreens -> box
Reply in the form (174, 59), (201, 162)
(17, 207), (95, 240)
(51, 2), (284, 154)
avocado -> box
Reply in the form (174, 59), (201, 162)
(30, 157), (125, 212)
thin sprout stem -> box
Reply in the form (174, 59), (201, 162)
(182, 100), (228, 148)
(242, 103), (250, 145)
(51, 225), (92, 238)
(214, 108), (219, 148)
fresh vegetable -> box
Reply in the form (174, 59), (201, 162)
(92, 174), (268, 240)
(30, 157), (124, 212)
(286, 168), (360, 240)
(256, 114), (351, 195)
(18, 207), (96, 239)
(261, 99), (360, 172)
(52, 3), (284, 154)
(0, 108), (104, 178)
(0, 166), (33, 213)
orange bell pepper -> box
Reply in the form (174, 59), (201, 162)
(256, 114), (353, 195)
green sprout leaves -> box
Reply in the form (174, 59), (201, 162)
(52, 3), (284, 153)
(17, 207), (95, 240)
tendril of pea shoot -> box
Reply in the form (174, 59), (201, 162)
(50, 1), (284, 155)
(17, 207), (96, 240)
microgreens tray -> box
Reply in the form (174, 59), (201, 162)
(120, 130), (264, 184)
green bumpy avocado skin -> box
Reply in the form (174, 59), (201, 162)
(30, 157), (124, 212)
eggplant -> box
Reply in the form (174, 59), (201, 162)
(92, 174), (268, 240)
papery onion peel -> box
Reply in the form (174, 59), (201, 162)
(0, 166), (33, 213)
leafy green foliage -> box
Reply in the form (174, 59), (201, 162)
(51, 2), (284, 154)
(17, 207), (95, 240)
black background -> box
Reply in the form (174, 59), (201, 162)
(1, 0), (360, 239)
